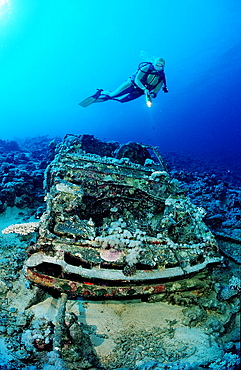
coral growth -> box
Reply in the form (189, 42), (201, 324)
(1, 221), (39, 235)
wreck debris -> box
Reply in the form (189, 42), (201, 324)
(24, 134), (222, 297)
(53, 293), (68, 353)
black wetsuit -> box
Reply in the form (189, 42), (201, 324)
(113, 62), (166, 103)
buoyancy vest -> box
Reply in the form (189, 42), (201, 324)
(132, 62), (166, 90)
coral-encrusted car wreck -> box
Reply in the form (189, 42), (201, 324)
(24, 134), (222, 297)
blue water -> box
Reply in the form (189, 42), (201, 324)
(1, 0), (241, 160)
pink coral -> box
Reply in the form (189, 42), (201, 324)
(100, 248), (123, 262)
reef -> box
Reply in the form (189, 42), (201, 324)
(0, 136), (58, 214)
(0, 134), (240, 370)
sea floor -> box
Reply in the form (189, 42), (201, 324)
(0, 136), (240, 369)
(0, 207), (240, 370)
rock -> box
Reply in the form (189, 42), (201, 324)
(0, 280), (8, 294)
(182, 306), (207, 327)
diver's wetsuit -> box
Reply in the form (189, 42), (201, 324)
(111, 62), (166, 103)
(111, 84), (144, 103)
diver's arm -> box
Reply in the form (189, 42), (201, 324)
(162, 74), (168, 92)
(134, 65), (149, 91)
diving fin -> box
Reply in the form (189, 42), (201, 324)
(78, 89), (103, 107)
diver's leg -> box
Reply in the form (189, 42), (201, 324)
(94, 79), (139, 103)
(116, 90), (144, 103)
(109, 79), (133, 98)
(95, 79), (133, 102)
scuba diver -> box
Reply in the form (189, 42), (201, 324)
(79, 57), (168, 107)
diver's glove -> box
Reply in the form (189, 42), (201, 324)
(162, 86), (169, 93)
(150, 92), (157, 98)
(143, 88), (150, 95)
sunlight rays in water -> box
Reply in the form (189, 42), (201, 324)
(0, 0), (11, 21)
(0, 0), (10, 5)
